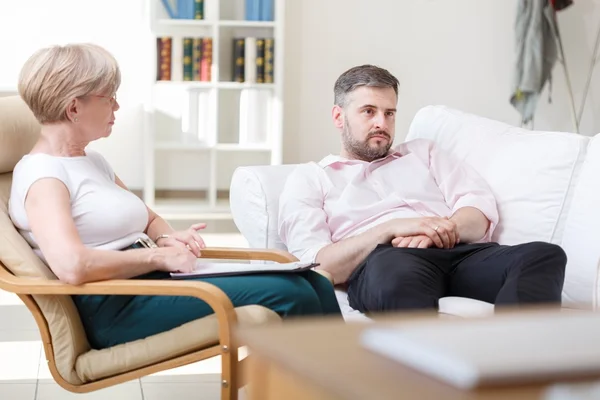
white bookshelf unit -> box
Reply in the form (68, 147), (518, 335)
(143, 0), (284, 221)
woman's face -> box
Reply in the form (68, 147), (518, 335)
(75, 92), (119, 140)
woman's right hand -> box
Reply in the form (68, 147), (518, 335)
(152, 246), (197, 273)
(384, 217), (459, 249)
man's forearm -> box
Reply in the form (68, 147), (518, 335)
(316, 223), (392, 285)
(450, 206), (490, 244)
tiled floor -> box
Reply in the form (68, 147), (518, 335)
(0, 233), (249, 400)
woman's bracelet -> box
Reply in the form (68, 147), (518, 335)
(154, 234), (170, 243)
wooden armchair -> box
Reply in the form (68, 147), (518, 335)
(0, 95), (302, 400)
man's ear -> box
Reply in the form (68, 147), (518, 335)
(332, 105), (344, 129)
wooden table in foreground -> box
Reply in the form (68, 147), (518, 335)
(235, 310), (600, 400)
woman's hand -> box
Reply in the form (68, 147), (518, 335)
(155, 222), (207, 257)
(153, 246), (197, 274)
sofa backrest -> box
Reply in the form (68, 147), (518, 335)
(230, 105), (599, 309)
(406, 105), (590, 246)
(0, 95), (90, 385)
(231, 105), (589, 248)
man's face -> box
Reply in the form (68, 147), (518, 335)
(335, 86), (397, 162)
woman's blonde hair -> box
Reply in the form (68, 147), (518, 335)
(18, 43), (121, 123)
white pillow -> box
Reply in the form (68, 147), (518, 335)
(406, 105), (590, 246)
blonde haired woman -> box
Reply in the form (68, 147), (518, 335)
(9, 43), (341, 349)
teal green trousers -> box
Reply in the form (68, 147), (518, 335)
(73, 270), (342, 349)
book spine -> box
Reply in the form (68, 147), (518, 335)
(192, 38), (203, 81)
(157, 37), (172, 81)
(232, 38), (245, 82)
(260, 0), (274, 21)
(200, 38), (213, 82)
(245, 0), (260, 21)
(244, 37), (257, 83)
(255, 38), (265, 83)
(264, 38), (274, 83)
(161, 0), (176, 18)
(194, 0), (204, 19)
(183, 37), (193, 81)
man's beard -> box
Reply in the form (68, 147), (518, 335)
(342, 120), (392, 162)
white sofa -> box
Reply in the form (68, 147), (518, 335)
(230, 105), (600, 319)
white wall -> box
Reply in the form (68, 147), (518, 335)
(283, 0), (600, 164)
(1, 0), (599, 187)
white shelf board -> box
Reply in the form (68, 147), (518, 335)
(215, 143), (272, 151)
(152, 198), (232, 221)
(155, 141), (212, 150)
(155, 142), (272, 151)
(157, 19), (213, 27)
(155, 19), (275, 29)
(218, 20), (276, 28)
(154, 81), (275, 90)
(218, 82), (275, 90)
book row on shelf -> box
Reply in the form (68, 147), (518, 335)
(160, 0), (274, 21)
(156, 36), (275, 83)
(233, 37), (274, 83)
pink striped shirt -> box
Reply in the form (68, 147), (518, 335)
(278, 138), (498, 263)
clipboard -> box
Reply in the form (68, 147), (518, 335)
(170, 261), (319, 279)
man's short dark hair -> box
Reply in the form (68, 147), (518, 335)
(334, 64), (399, 107)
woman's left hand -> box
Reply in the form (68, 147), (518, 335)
(156, 222), (207, 257)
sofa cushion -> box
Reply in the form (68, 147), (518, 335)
(75, 305), (280, 382)
(230, 164), (297, 250)
(406, 105), (590, 246)
(560, 135), (600, 309)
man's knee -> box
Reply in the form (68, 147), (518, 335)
(518, 241), (567, 273)
(352, 251), (441, 312)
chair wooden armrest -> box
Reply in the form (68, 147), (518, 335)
(199, 247), (298, 263)
(200, 247), (334, 284)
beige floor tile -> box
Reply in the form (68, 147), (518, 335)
(0, 305), (38, 330)
(0, 329), (40, 342)
(142, 382), (221, 400)
(0, 341), (41, 383)
(0, 383), (36, 400)
(142, 356), (222, 383)
(36, 382), (142, 400)
(142, 348), (248, 383)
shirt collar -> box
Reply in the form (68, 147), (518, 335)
(318, 146), (403, 168)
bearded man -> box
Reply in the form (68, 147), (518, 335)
(277, 64), (567, 314)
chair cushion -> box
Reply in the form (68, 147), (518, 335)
(0, 96), (40, 174)
(0, 95), (91, 385)
(406, 105), (590, 246)
(75, 305), (280, 382)
(0, 173), (92, 385)
(560, 135), (600, 309)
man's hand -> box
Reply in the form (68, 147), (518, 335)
(392, 235), (434, 249)
(385, 216), (460, 249)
